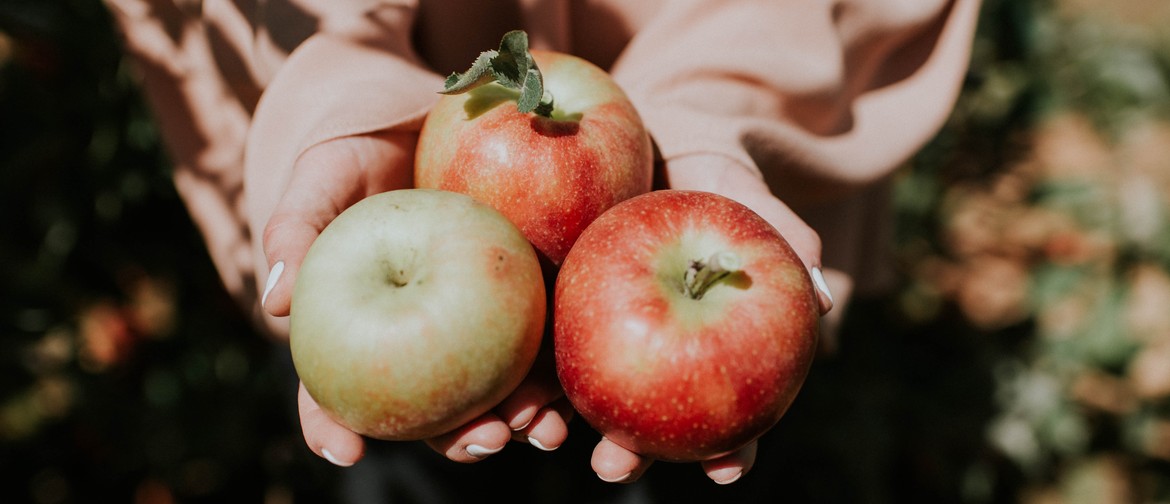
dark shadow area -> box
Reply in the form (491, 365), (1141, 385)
(531, 115), (581, 137)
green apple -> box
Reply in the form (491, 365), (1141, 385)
(290, 189), (546, 440)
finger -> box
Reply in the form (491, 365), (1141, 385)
(259, 131), (415, 317)
(591, 437), (654, 484)
(424, 413), (513, 463)
(298, 382), (365, 467)
(511, 397), (575, 451)
(494, 358), (563, 433)
(700, 441), (758, 485)
(665, 155), (833, 314)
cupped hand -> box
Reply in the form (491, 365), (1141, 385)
(257, 130), (570, 467)
(586, 154), (835, 485)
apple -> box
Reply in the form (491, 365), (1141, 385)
(415, 30), (653, 266)
(554, 190), (820, 462)
(289, 189), (546, 440)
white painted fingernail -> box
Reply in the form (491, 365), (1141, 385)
(811, 267), (834, 312)
(712, 469), (744, 485)
(261, 261), (285, 309)
(598, 472), (632, 483)
(528, 437), (555, 451)
(466, 444), (503, 458)
(321, 448), (352, 467)
(511, 416), (534, 432)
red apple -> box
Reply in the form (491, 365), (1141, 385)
(414, 31), (653, 265)
(554, 190), (820, 462)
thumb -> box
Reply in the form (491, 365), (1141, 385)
(259, 131), (415, 317)
(664, 155), (834, 314)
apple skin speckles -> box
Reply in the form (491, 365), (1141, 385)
(554, 190), (819, 462)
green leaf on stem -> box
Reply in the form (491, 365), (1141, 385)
(442, 51), (497, 92)
(439, 30), (554, 117)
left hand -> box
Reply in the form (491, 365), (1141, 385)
(258, 131), (573, 466)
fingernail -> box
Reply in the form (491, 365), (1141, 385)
(511, 416), (534, 432)
(528, 437), (556, 451)
(712, 469), (744, 485)
(811, 267), (834, 313)
(465, 444), (503, 458)
(261, 261), (285, 309)
(598, 472), (632, 484)
(321, 448), (353, 467)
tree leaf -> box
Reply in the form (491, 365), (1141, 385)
(492, 30), (531, 89)
(441, 50), (499, 95)
(516, 67), (544, 113)
(435, 30), (552, 117)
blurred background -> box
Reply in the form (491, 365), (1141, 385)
(2, 0), (1170, 502)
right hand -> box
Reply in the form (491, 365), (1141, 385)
(587, 154), (834, 485)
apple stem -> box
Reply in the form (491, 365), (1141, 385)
(437, 30), (556, 118)
(683, 251), (743, 300)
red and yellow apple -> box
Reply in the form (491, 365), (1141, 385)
(289, 189), (546, 441)
(553, 190), (820, 462)
(414, 33), (653, 265)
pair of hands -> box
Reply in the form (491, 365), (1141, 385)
(258, 129), (833, 485)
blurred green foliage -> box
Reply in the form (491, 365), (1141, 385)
(0, 1), (338, 502)
(897, 0), (1170, 502)
(2, 0), (1170, 503)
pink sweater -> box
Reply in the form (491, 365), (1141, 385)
(105, 0), (981, 337)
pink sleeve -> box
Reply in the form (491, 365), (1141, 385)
(105, 0), (444, 332)
(609, 0), (982, 206)
(242, 27), (443, 217)
(244, 3), (443, 178)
